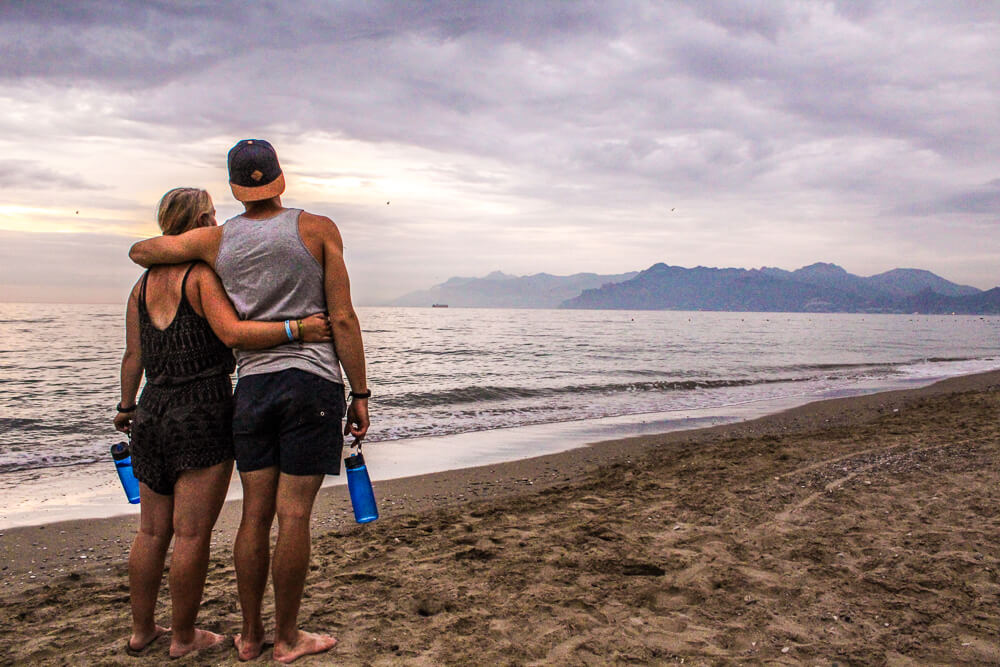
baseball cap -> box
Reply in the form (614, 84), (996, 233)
(227, 139), (286, 202)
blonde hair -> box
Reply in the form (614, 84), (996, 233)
(156, 188), (213, 236)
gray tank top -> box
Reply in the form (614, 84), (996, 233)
(215, 208), (343, 384)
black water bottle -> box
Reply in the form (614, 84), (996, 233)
(344, 449), (378, 523)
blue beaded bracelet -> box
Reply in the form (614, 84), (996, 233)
(284, 320), (294, 341)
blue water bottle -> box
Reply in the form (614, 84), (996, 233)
(344, 449), (378, 523)
(111, 441), (141, 504)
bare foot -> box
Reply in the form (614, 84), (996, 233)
(127, 624), (168, 653)
(169, 628), (225, 659)
(234, 632), (272, 661)
(273, 630), (338, 664)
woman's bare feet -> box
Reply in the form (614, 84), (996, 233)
(127, 624), (169, 653)
(168, 628), (225, 659)
(234, 632), (273, 661)
(273, 630), (338, 664)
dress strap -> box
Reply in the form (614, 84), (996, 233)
(138, 270), (151, 312)
(179, 262), (197, 305)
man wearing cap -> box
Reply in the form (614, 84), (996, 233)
(129, 139), (369, 663)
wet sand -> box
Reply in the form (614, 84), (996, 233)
(1, 371), (999, 664)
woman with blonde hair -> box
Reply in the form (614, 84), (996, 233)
(114, 187), (332, 658)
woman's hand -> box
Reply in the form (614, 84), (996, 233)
(298, 313), (333, 342)
(114, 410), (134, 434)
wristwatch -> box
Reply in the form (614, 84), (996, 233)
(349, 389), (372, 399)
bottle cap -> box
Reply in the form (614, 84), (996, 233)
(110, 442), (131, 461)
(344, 452), (366, 470)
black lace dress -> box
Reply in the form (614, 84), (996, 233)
(130, 263), (236, 494)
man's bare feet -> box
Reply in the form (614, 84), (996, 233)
(234, 632), (273, 661)
(168, 628), (225, 659)
(273, 630), (338, 664)
(127, 624), (169, 653)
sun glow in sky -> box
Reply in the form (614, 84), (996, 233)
(2, 2), (999, 304)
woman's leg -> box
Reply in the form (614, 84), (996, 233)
(128, 483), (174, 650)
(167, 459), (234, 658)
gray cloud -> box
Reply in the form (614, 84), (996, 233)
(0, 160), (107, 191)
(892, 179), (1000, 217)
(0, 2), (615, 88)
(2, 1), (1000, 295)
(6, 2), (997, 172)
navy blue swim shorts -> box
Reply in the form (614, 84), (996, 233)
(232, 368), (346, 476)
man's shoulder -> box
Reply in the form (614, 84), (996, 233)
(297, 210), (343, 246)
(297, 210), (337, 229)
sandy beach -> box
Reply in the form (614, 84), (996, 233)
(2, 370), (1000, 665)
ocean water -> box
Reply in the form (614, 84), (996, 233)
(2, 303), (1000, 477)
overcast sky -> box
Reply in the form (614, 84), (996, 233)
(2, 1), (998, 304)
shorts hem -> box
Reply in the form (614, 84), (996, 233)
(135, 454), (234, 496)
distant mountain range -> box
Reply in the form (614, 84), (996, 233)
(387, 270), (639, 308)
(389, 263), (1000, 314)
(563, 262), (1000, 314)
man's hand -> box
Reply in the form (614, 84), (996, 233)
(345, 397), (369, 444)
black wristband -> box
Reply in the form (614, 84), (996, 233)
(116, 402), (137, 412)
(349, 389), (371, 399)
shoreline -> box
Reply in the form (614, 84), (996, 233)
(2, 371), (997, 584)
(1, 369), (999, 663)
(0, 372), (961, 531)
